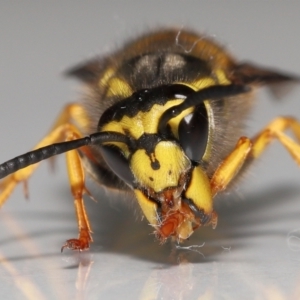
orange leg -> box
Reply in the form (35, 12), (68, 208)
(0, 123), (80, 205)
(210, 116), (300, 196)
(61, 131), (93, 251)
(49, 103), (90, 133)
(0, 103), (95, 251)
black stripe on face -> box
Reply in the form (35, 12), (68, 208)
(98, 84), (194, 127)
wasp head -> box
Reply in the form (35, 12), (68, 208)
(131, 138), (218, 243)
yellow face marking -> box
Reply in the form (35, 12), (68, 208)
(101, 99), (185, 140)
(185, 165), (213, 214)
(168, 106), (194, 139)
(202, 100), (214, 162)
(137, 102), (183, 136)
(130, 141), (191, 192)
(134, 189), (158, 225)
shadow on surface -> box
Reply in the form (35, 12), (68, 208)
(1, 182), (300, 265)
(82, 182), (300, 264)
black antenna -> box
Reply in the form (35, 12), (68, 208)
(0, 131), (130, 179)
(158, 84), (250, 137)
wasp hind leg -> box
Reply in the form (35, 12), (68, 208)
(210, 116), (300, 196)
(0, 103), (94, 251)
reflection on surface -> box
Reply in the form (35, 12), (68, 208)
(1, 184), (300, 299)
(287, 228), (300, 252)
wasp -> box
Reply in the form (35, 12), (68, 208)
(0, 28), (299, 251)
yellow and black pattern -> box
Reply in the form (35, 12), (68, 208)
(0, 28), (299, 250)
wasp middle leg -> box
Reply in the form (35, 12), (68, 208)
(210, 116), (300, 196)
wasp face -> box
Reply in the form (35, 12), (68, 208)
(97, 84), (218, 243)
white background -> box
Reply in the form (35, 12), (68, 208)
(1, 2), (300, 299)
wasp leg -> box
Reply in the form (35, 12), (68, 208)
(250, 116), (300, 161)
(0, 103), (90, 206)
(210, 116), (300, 196)
(0, 123), (76, 206)
(61, 132), (93, 252)
(210, 137), (252, 196)
(49, 103), (90, 133)
(0, 103), (95, 250)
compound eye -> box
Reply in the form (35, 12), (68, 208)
(100, 145), (135, 187)
(178, 103), (209, 163)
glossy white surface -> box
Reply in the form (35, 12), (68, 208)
(1, 2), (300, 299)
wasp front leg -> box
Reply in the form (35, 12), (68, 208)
(0, 103), (89, 205)
(0, 123), (77, 206)
(61, 132), (93, 252)
(210, 116), (300, 196)
(0, 103), (95, 251)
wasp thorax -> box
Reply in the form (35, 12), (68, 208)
(130, 141), (191, 192)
